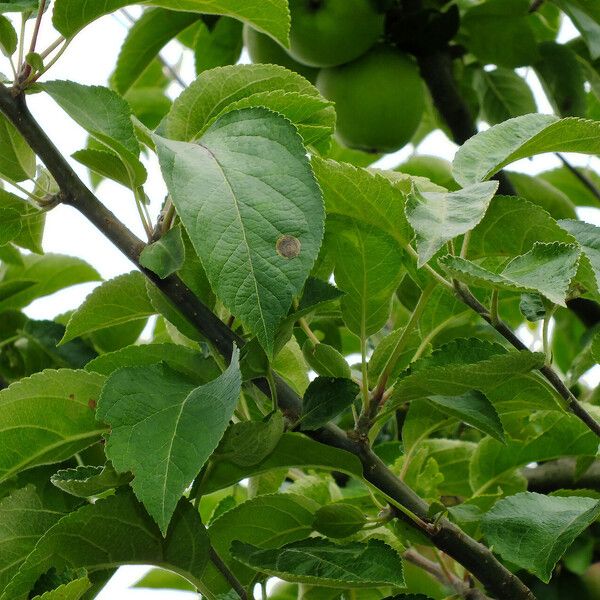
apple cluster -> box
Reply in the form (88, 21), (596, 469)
(244, 0), (426, 154)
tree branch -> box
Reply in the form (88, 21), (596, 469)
(208, 547), (248, 600)
(455, 285), (600, 438)
(524, 459), (600, 494)
(0, 85), (535, 600)
(556, 153), (600, 202)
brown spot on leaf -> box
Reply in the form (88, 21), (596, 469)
(88, 398), (97, 410)
(68, 393), (75, 400)
(276, 235), (301, 259)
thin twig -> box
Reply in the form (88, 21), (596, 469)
(208, 547), (248, 600)
(528, 0), (545, 12)
(28, 0), (47, 56)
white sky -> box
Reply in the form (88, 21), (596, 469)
(1, 9), (599, 600)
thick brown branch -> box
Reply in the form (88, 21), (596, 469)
(525, 459), (600, 494)
(0, 85), (535, 600)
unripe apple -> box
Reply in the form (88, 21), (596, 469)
(287, 0), (385, 68)
(316, 46), (426, 153)
(243, 25), (319, 82)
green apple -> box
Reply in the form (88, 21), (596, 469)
(287, 0), (385, 68)
(243, 25), (319, 82)
(317, 46), (426, 153)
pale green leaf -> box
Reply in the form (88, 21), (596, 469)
(553, 0), (600, 59)
(0, 112), (36, 182)
(201, 433), (363, 495)
(61, 272), (155, 344)
(0, 15), (16, 56)
(0, 188), (45, 254)
(0, 369), (106, 483)
(42, 81), (146, 187)
(453, 114), (600, 186)
(426, 390), (505, 443)
(97, 349), (241, 534)
(231, 538), (405, 588)
(71, 148), (131, 188)
(52, 0), (290, 46)
(155, 107), (324, 356)
(302, 340), (351, 380)
(559, 219), (600, 291)
(50, 463), (133, 498)
(204, 493), (319, 593)
(32, 577), (91, 600)
(112, 8), (201, 94)
(0, 1), (39, 13)
(85, 342), (220, 382)
(164, 64), (333, 149)
(406, 181), (498, 267)
(482, 491), (600, 582)
(470, 410), (600, 495)
(0, 207), (21, 246)
(439, 242), (581, 306)
(473, 68), (537, 125)
(139, 225), (185, 279)
(1, 491), (210, 600)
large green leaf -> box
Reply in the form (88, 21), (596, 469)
(97, 349), (241, 534)
(329, 216), (404, 338)
(439, 242), (581, 306)
(406, 181), (498, 267)
(155, 107), (324, 356)
(553, 0), (600, 59)
(473, 68), (537, 125)
(482, 492), (600, 582)
(42, 81), (146, 187)
(0, 370), (106, 483)
(201, 433), (363, 495)
(0, 254), (100, 312)
(205, 493), (319, 592)
(231, 538), (405, 588)
(470, 410), (600, 495)
(52, 0), (290, 45)
(112, 8), (201, 94)
(0, 113), (36, 183)
(0, 491), (210, 600)
(61, 272), (155, 344)
(0, 189), (45, 254)
(453, 114), (600, 186)
(165, 64), (334, 150)
(0, 486), (73, 593)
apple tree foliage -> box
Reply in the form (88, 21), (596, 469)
(0, 0), (600, 599)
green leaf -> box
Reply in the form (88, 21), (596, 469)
(112, 8), (201, 94)
(0, 15), (16, 56)
(0, 486), (74, 593)
(61, 272), (155, 344)
(97, 349), (241, 534)
(1, 491), (210, 600)
(0, 189), (45, 253)
(520, 293), (547, 322)
(470, 411), (600, 495)
(50, 463), (133, 498)
(593, 331), (600, 363)
(85, 342), (219, 383)
(0, 254), (99, 312)
(0, 112), (36, 182)
(473, 68), (537, 125)
(301, 377), (359, 431)
(387, 339), (547, 413)
(439, 242), (581, 306)
(302, 340), (351, 380)
(482, 492), (600, 582)
(214, 411), (284, 466)
(231, 538), (405, 588)
(0, 1), (38, 13)
(559, 219), (600, 291)
(42, 81), (146, 187)
(164, 64), (334, 150)
(425, 390), (505, 443)
(453, 114), (600, 186)
(71, 148), (131, 188)
(508, 172), (577, 220)
(0, 369), (106, 484)
(534, 41), (587, 117)
(201, 433), (363, 495)
(155, 107), (324, 356)
(312, 503), (366, 539)
(406, 181), (498, 267)
(205, 493), (319, 593)
(139, 225), (185, 279)
(33, 577), (91, 600)
(194, 17), (243, 74)
(461, 0), (539, 68)
(541, 164), (600, 208)
(52, 0), (290, 46)
(0, 207), (21, 246)
(553, 0), (600, 59)
(329, 216), (405, 338)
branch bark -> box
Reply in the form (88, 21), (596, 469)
(524, 459), (600, 494)
(0, 84), (535, 600)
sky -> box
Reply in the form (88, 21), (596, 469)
(1, 7), (599, 600)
